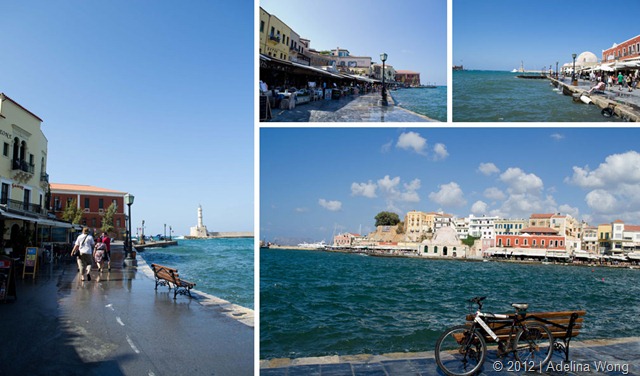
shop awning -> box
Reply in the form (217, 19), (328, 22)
(0, 209), (74, 228)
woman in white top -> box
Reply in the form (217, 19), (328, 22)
(71, 227), (95, 281)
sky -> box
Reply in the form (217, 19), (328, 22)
(1, 1), (253, 236)
(454, 0), (640, 71)
(260, 0), (447, 86)
(261, 127), (640, 245)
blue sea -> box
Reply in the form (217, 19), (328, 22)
(260, 248), (640, 359)
(139, 238), (253, 309)
(453, 70), (620, 122)
(390, 86), (447, 122)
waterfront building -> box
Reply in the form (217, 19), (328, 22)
(328, 48), (372, 75)
(0, 93), (74, 252)
(454, 217), (469, 239)
(607, 220), (640, 254)
(259, 7), (291, 62)
(597, 223), (612, 254)
(395, 70), (421, 87)
(529, 213), (554, 228)
(50, 183), (128, 239)
(468, 214), (497, 239)
(404, 210), (454, 242)
(419, 226), (470, 258)
(581, 226), (598, 254)
(288, 30), (310, 66)
(494, 218), (527, 235)
(602, 35), (640, 62)
(371, 63), (396, 82)
(333, 232), (361, 248)
(492, 227), (568, 260)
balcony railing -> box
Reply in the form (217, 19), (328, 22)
(12, 159), (35, 174)
(40, 172), (49, 183)
(269, 34), (280, 43)
(3, 198), (43, 215)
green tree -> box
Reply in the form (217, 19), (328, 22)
(375, 211), (401, 227)
(61, 198), (82, 224)
(101, 203), (117, 235)
(462, 236), (479, 247)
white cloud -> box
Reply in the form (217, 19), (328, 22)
(484, 187), (506, 201)
(478, 162), (500, 176)
(396, 131), (427, 155)
(471, 200), (488, 214)
(318, 199), (342, 211)
(378, 175), (401, 192)
(558, 204), (580, 219)
(381, 140), (393, 153)
(566, 151), (640, 188)
(500, 167), (543, 194)
(351, 181), (377, 198)
(550, 133), (565, 141)
(432, 143), (449, 160)
(585, 190), (617, 213)
(428, 182), (467, 207)
(294, 207), (308, 213)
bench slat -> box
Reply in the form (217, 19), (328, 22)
(150, 263), (196, 299)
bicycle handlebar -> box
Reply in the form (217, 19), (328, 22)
(469, 296), (486, 309)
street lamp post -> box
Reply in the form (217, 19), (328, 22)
(380, 52), (388, 106)
(572, 53), (577, 86)
(164, 223), (166, 241)
(556, 61), (559, 79)
(123, 193), (135, 267)
(169, 226), (172, 241)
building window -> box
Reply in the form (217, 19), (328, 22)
(117, 219), (121, 227)
(1, 183), (8, 204)
(99, 198), (104, 209)
(542, 240), (545, 246)
(23, 189), (31, 210)
(260, 20), (264, 33)
(2, 143), (8, 157)
(84, 197), (90, 209)
(533, 239), (537, 246)
(91, 218), (96, 227)
(54, 197), (60, 211)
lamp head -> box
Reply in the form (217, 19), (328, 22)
(380, 53), (387, 62)
(124, 193), (135, 206)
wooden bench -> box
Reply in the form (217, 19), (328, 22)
(150, 263), (196, 299)
(465, 310), (586, 361)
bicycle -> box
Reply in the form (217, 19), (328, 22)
(435, 296), (554, 376)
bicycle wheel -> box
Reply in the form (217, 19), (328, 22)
(435, 325), (486, 376)
(514, 323), (554, 369)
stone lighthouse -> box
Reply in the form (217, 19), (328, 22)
(189, 205), (209, 238)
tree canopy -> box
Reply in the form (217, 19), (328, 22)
(61, 198), (82, 224)
(100, 203), (117, 235)
(375, 211), (401, 227)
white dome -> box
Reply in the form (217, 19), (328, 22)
(577, 51), (598, 64)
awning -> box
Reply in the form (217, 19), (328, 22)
(0, 209), (74, 228)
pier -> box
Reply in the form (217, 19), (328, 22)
(549, 77), (640, 121)
(133, 239), (178, 250)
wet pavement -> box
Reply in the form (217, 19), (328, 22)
(0, 243), (253, 375)
(264, 93), (436, 122)
(261, 337), (640, 375)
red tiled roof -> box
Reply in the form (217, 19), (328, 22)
(520, 227), (559, 234)
(50, 183), (127, 195)
(625, 225), (640, 232)
(530, 213), (554, 219)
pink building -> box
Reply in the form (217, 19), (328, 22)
(333, 233), (360, 247)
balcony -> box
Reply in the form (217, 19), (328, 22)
(40, 172), (49, 183)
(3, 198), (43, 215)
(12, 158), (34, 174)
(268, 34), (280, 44)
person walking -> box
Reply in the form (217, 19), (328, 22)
(100, 232), (112, 271)
(618, 72), (625, 90)
(627, 74), (634, 92)
(71, 227), (95, 281)
(93, 240), (107, 273)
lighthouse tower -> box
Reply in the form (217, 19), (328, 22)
(189, 205), (209, 238)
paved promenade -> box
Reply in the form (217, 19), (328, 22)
(266, 93), (436, 122)
(0, 243), (253, 375)
(261, 337), (640, 375)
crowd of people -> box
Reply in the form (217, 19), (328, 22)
(582, 70), (639, 93)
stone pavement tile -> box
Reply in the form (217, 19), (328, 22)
(261, 368), (289, 376)
(352, 362), (387, 376)
(408, 358), (440, 375)
(320, 363), (354, 375)
(380, 359), (422, 376)
(288, 365), (321, 376)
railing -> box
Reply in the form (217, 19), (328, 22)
(40, 172), (49, 183)
(4, 198), (42, 215)
(11, 159), (34, 174)
(269, 34), (280, 43)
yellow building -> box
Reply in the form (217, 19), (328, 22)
(259, 7), (291, 62)
(597, 223), (612, 253)
(0, 93), (71, 254)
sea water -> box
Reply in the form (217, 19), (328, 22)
(453, 70), (619, 122)
(260, 248), (640, 359)
(390, 86), (447, 122)
(139, 238), (253, 309)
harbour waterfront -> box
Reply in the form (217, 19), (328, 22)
(389, 86), (447, 122)
(139, 238), (254, 309)
(453, 70), (621, 122)
(260, 248), (640, 360)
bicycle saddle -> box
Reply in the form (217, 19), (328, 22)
(512, 303), (528, 310)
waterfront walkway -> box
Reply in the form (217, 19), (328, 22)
(0, 243), (253, 375)
(551, 77), (640, 121)
(265, 93), (436, 122)
(261, 337), (640, 375)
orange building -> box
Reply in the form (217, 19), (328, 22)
(395, 70), (421, 87)
(496, 227), (564, 249)
(602, 35), (640, 62)
(49, 183), (129, 239)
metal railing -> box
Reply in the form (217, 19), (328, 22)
(11, 159), (34, 174)
(4, 198), (43, 215)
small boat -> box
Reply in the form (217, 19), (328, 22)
(297, 240), (327, 249)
